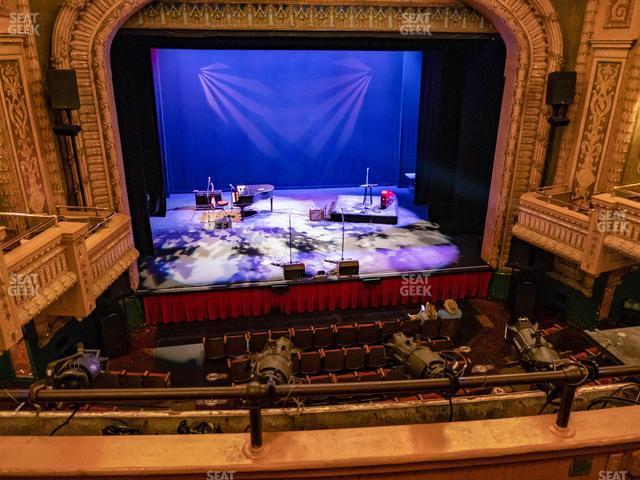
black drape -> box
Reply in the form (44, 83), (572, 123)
(111, 36), (166, 256)
(416, 40), (505, 235)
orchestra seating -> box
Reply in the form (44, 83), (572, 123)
(203, 315), (461, 385)
(100, 370), (172, 388)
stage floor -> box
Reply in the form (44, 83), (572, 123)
(139, 187), (482, 290)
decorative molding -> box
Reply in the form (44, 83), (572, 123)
(0, 60), (48, 213)
(0, 102), (27, 212)
(605, 0), (635, 28)
(604, 43), (640, 190)
(124, 2), (495, 33)
(86, 215), (139, 298)
(571, 61), (622, 204)
(554, 0), (599, 186)
(16, 0), (68, 208)
(512, 192), (590, 265)
(50, 0), (564, 271)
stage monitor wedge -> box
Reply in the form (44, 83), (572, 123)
(338, 260), (360, 276)
(47, 69), (81, 111)
(284, 263), (306, 280)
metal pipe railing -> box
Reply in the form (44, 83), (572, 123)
(2, 364), (639, 450)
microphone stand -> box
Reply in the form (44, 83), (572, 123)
(289, 213), (293, 265)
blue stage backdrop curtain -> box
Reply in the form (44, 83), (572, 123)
(151, 49), (422, 192)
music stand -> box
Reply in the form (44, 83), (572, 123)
(360, 167), (377, 209)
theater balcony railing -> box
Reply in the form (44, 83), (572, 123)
(0, 209), (139, 352)
(513, 185), (640, 277)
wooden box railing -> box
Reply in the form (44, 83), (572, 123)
(513, 189), (640, 276)
(512, 191), (591, 265)
(0, 214), (138, 351)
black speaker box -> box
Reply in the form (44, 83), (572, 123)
(284, 263), (306, 280)
(47, 69), (81, 110)
(546, 71), (576, 106)
(507, 273), (538, 320)
(507, 237), (554, 273)
(99, 310), (131, 358)
(338, 260), (360, 276)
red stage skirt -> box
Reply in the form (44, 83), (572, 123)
(143, 271), (492, 324)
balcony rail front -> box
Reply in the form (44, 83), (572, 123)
(2, 364), (639, 451)
(0, 211), (138, 351)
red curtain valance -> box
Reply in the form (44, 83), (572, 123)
(143, 271), (492, 324)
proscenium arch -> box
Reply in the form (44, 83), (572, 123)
(50, 0), (563, 269)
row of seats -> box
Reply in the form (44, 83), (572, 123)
(100, 370), (172, 388)
(226, 344), (387, 383)
(204, 317), (457, 360)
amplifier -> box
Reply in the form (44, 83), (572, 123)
(194, 190), (222, 210)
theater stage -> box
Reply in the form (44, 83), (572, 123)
(139, 186), (485, 291)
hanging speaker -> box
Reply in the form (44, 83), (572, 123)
(47, 69), (81, 110)
(546, 71), (576, 106)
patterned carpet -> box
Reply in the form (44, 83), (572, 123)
(140, 187), (461, 289)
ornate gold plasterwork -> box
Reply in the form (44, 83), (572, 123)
(0, 60), (47, 213)
(124, 2), (495, 33)
(571, 61), (622, 204)
(0, 107), (26, 212)
(604, 43), (640, 190)
(50, 0), (564, 269)
(605, 0), (635, 28)
(554, 0), (598, 186)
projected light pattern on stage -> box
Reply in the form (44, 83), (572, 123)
(199, 58), (372, 159)
(141, 187), (461, 290)
(152, 49), (422, 192)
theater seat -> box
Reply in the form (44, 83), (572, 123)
(269, 328), (292, 340)
(225, 334), (248, 357)
(313, 325), (335, 348)
(401, 317), (420, 337)
(366, 344), (386, 368)
(333, 372), (358, 383)
(356, 322), (380, 345)
(380, 319), (401, 338)
(299, 351), (322, 375)
(439, 317), (458, 338)
(322, 348), (345, 372)
(307, 374), (332, 384)
(249, 331), (270, 353)
(382, 367), (406, 381)
(345, 346), (366, 370)
(142, 372), (172, 388)
(228, 357), (252, 383)
(335, 324), (357, 346)
(358, 370), (382, 382)
(117, 371), (144, 388)
(101, 370), (124, 388)
(420, 319), (440, 339)
(292, 327), (314, 350)
(203, 336), (226, 360)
